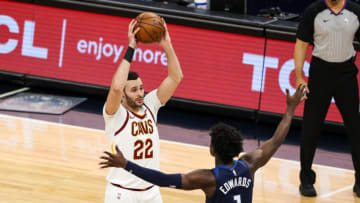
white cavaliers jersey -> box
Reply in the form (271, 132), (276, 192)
(103, 90), (163, 189)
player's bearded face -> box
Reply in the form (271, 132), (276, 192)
(124, 79), (144, 109)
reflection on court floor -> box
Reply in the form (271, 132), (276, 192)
(0, 114), (358, 203)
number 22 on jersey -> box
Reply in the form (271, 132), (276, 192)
(134, 139), (153, 159)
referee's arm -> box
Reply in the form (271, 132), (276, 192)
(294, 38), (310, 93)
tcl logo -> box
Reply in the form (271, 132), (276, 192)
(243, 53), (337, 103)
(243, 53), (310, 95)
(0, 15), (48, 59)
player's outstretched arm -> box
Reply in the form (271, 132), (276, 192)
(242, 84), (306, 176)
(105, 19), (140, 115)
(99, 146), (214, 191)
(156, 18), (183, 105)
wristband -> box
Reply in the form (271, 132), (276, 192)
(124, 47), (135, 63)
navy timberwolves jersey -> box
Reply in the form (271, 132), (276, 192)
(206, 159), (253, 203)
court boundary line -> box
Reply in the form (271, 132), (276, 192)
(320, 185), (353, 198)
(0, 113), (354, 174)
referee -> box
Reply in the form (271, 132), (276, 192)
(294, 0), (360, 197)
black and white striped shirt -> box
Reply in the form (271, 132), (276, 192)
(297, 0), (360, 62)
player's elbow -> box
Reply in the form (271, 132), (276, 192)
(171, 73), (183, 84)
(110, 77), (126, 92)
(111, 81), (125, 93)
(177, 73), (184, 83)
(110, 86), (123, 95)
(180, 182), (195, 191)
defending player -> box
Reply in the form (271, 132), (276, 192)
(102, 18), (183, 203)
(100, 85), (307, 203)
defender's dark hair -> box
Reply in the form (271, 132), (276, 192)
(128, 71), (140, 80)
(210, 123), (244, 164)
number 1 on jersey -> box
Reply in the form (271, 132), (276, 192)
(234, 195), (241, 203)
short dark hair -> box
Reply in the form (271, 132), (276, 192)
(210, 123), (244, 164)
(128, 71), (140, 80)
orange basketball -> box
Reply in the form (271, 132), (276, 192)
(134, 12), (165, 44)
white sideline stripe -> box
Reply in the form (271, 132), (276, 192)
(0, 113), (105, 133)
(320, 185), (353, 198)
(0, 113), (354, 174)
(0, 87), (30, 99)
(271, 157), (354, 173)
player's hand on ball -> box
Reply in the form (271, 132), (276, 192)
(128, 19), (140, 48)
(158, 18), (171, 48)
(100, 146), (127, 169)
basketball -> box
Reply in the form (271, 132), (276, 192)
(134, 12), (165, 44)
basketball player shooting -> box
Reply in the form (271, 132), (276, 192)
(100, 85), (307, 203)
(102, 18), (183, 203)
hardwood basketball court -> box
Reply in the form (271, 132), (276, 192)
(0, 114), (358, 202)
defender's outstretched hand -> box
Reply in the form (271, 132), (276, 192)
(285, 84), (307, 108)
(99, 146), (127, 169)
(296, 77), (310, 95)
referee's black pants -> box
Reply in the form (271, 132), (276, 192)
(300, 56), (360, 186)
